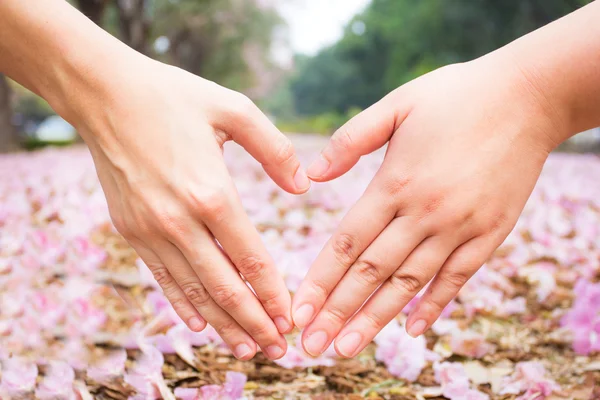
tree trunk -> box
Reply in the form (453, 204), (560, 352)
(0, 75), (20, 153)
(76, 0), (109, 26)
(117, 0), (151, 54)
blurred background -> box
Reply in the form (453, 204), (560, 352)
(0, 0), (597, 152)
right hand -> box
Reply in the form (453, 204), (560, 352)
(67, 56), (310, 360)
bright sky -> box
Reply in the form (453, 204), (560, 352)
(276, 0), (371, 56)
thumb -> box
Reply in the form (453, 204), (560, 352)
(307, 91), (411, 182)
(216, 92), (310, 194)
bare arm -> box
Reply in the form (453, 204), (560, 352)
(293, 1), (600, 358)
(1, 0), (312, 361)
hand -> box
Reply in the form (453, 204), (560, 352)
(72, 56), (310, 360)
(292, 53), (564, 357)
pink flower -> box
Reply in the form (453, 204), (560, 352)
(450, 330), (494, 358)
(174, 387), (199, 400)
(560, 279), (600, 354)
(87, 350), (127, 383)
(500, 361), (560, 399)
(0, 357), (39, 397)
(374, 320), (439, 382)
(198, 371), (247, 400)
(434, 362), (489, 400)
(124, 344), (175, 400)
(35, 361), (76, 400)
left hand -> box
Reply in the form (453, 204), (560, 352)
(291, 53), (565, 358)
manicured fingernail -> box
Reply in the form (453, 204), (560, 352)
(293, 304), (315, 328)
(188, 317), (205, 332)
(294, 168), (311, 191)
(234, 343), (253, 360)
(307, 155), (330, 179)
(336, 332), (363, 358)
(274, 317), (291, 333)
(304, 330), (328, 356)
(266, 345), (284, 359)
(407, 319), (428, 337)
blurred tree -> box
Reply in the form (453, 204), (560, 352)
(0, 75), (19, 152)
(288, 0), (592, 117)
(116, 0), (151, 53)
(76, 0), (110, 25)
(153, 0), (284, 93)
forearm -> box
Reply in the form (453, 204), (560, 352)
(0, 0), (144, 130)
(490, 0), (600, 145)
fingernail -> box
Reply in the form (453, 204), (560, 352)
(265, 345), (284, 359)
(407, 319), (428, 338)
(293, 304), (315, 328)
(274, 317), (291, 333)
(234, 343), (253, 360)
(336, 332), (363, 358)
(307, 155), (330, 179)
(304, 330), (328, 356)
(188, 316), (205, 332)
(294, 168), (311, 191)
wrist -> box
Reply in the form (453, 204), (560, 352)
(475, 48), (572, 153)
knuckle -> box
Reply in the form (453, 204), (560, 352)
(190, 185), (230, 219)
(258, 289), (281, 311)
(271, 137), (295, 166)
(331, 233), (359, 265)
(231, 93), (256, 119)
(151, 266), (173, 287)
(215, 320), (239, 339)
(247, 322), (274, 341)
(439, 270), (470, 291)
(353, 259), (384, 286)
(379, 175), (412, 198)
(332, 124), (355, 151)
(212, 284), (242, 310)
(362, 309), (386, 331)
(236, 254), (266, 281)
(486, 210), (509, 233)
(168, 297), (190, 313)
(389, 271), (425, 294)
(154, 210), (188, 239)
(324, 305), (350, 325)
(422, 193), (445, 216)
(181, 281), (211, 307)
(310, 278), (330, 300)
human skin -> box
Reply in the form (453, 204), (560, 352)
(0, 0), (312, 360)
(293, 0), (600, 358)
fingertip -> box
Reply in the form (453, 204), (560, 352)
(406, 319), (428, 338)
(234, 342), (257, 361)
(306, 155), (331, 181)
(188, 316), (207, 332)
(274, 316), (293, 334)
(292, 303), (315, 329)
(293, 167), (311, 193)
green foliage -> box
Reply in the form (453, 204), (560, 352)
(286, 0), (592, 118)
(276, 107), (362, 135)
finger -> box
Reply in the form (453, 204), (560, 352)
(292, 182), (396, 329)
(405, 234), (502, 335)
(150, 240), (260, 360)
(173, 223), (288, 360)
(215, 92), (309, 194)
(202, 185), (293, 334)
(333, 237), (454, 358)
(301, 217), (426, 356)
(306, 90), (412, 182)
(130, 240), (207, 333)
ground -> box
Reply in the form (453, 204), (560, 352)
(0, 136), (599, 399)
